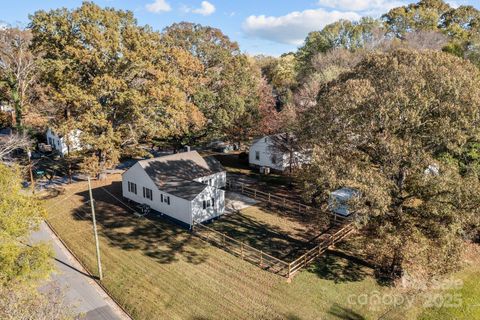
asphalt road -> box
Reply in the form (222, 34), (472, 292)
(30, 222), (130, 320)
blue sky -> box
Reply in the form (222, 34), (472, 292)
(0, 0), (477, 56)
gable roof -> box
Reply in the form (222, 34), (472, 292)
(137, 151), (225, 200)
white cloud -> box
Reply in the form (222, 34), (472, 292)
(185, 1), (216, 16)
(317, 0), (406, 13)
(243, 9), (361, 46)
(145, 0), (171, 13)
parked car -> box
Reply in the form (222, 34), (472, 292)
(208, 140), (235, 153)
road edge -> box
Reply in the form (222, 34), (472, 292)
(44, 219), (133, 320)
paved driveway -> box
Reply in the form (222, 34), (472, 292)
(224, 191), (259, 213)
(30, 222), (130, 320)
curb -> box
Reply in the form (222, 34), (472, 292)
(44, 219), (133, 320)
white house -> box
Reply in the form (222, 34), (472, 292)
(122, 151), (226, 227)
(248, 134), (310, 172)
(46, 128), (82, 156)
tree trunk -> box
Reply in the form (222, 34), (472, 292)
(97, 151), (108, 180)
(389, 248), (404, 279)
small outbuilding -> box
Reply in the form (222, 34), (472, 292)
(328, 188), (360, 217)
(46, 128), (82, 156)
(122, 151), (226, 227)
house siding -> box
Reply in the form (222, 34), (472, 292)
(122, 163), (193, 225)
(46, 128), (82, 156)
(191, 186), (225, 224)
(248, 136), (285, 171)
(193, 171), (226, 189)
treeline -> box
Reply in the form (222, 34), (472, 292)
(0, 2), (278, 177)
(256, 0), (480, 284)
(257, 0), (480, 113)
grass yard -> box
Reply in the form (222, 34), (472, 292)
(206, 205), (330, 259)
(418, 243), (480, 320)
(203, 151), (305, 203)
(41, 174), (479, 320)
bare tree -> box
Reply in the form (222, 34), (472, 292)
(0, 133), (30, 159)
(0, 27), (38, 129)
(268, 132), (310, 180)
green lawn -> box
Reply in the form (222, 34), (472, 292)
(42, 175), (479, 320)
(418, 245), (480, 320)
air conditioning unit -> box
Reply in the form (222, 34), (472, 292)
(260, 166), (270, 175)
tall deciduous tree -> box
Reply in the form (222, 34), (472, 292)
(162, 22), (264, 148)
(298, 49), (480, 282)
(0, 28), (38, 129)
(30, 2), (204, 177)
(296, 17), (382, 77)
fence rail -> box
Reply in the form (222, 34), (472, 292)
(192, 222), (291, 277)
(226, 179), (349, 223)
(193, 219), (355, 280)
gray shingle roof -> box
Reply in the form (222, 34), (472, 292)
(137, 151), (225, 201)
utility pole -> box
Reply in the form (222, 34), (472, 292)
(88, 177), (103, 280)
(27, 147), (35, 194)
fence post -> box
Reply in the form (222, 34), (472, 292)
(241, 183), (244, 194)
(298, 203), (301, 213)
(241, 242), (244, 259)
(223, 234), (226, 246)
(254, 189), (257, 198)
(260, 250), (263, 267)
(268, 193), (271, 203)
(288, 263), (291, 279)
(283, 198), (286, 207)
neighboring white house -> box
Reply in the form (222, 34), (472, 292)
(122, 151), (226, 227)
(248, 134), (310, 172)
(46, 128), (82, 156)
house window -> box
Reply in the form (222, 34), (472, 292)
(271, 154), (277, 164)
(166, 196), (170, 205)
(255, 151), (260, 160)
(211, 197), (215, 208)
(128, 181), (137, 194)
(143, 187), (153, 201)
(203, 200), (206, 209)
(209, 179), (212, 186)
(161, 194), (163, 202)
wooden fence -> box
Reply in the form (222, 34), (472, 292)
(226, 179), (349, 223)
(287, 224), (354, 277)
(192, 222), (291, 277)
(192, 220), (355, 280)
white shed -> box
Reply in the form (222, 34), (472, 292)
(248, 134), (309, 172)
(122, 151), (226, 227)
(329, 188), (360, 217)
(46, 128), (82, 156)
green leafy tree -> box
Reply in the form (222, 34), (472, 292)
(296, 17), (382, 77)
(298, 49), (480, 282)
(382, 0), (450, 38)
(0, 164), (52, 285)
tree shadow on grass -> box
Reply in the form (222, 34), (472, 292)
(207, 210), (309, 257)
(307, 251), (370, 283)
(328, 304), (365, 320)
(71, 181), (208, 265)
